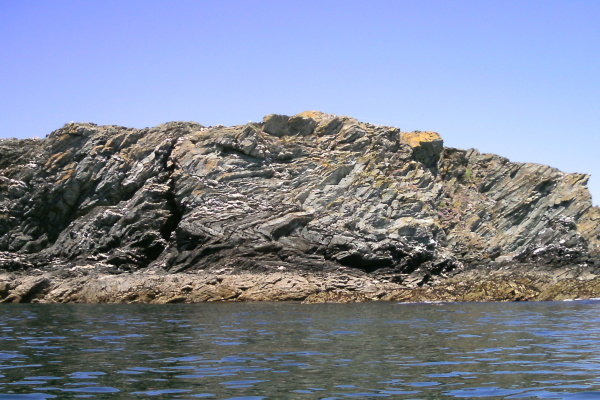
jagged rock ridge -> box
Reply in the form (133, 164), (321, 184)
(1, 111), (599, 302)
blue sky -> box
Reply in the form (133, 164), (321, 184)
(1, 0), (599, 203)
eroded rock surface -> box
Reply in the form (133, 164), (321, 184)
(1, 111), (599, 302)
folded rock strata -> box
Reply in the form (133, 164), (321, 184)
(1, 111), (599, 302)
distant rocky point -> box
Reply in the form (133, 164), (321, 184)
(1, 111), (599, 303)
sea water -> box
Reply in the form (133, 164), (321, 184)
(1, 301), (600, 399)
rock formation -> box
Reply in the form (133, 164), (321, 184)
(1, 111), (599, 303)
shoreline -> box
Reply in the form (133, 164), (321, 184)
(3, 266), (600, 304)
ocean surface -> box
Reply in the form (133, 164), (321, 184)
(1, 301), (600, 399)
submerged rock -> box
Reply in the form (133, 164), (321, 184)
(1, 112), (599, 302)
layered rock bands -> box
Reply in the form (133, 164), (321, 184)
(1, 111), (599, 303)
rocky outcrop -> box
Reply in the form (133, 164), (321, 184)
(1, 111), (599, 303)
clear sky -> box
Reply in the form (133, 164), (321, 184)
(1, 0), (599, 203)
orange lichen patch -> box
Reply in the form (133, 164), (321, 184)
(57, 167), (75, 184)
(201, 157), (220, 173)
(564, 173), (590, 186)
(62, 123), (79, 134)
(294, 111), (336, 126)
(105, 134), (126, 151)
(44, 152), (70, 169)
(117, 148), (135, 164)
(296, 110), (328, 119)
(173, 139), (197, 159)
(88, 144), (110, 157)
(400, 131), (442, 148)
(191, 188), (204, 197)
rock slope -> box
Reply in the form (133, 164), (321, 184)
(1, 111), (599, 302)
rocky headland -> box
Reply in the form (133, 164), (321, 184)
(1, 111), (599, 303)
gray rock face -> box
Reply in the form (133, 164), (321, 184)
(1, 111), (599, 302)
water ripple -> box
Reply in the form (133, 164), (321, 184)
(0, 302), (599, 398)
